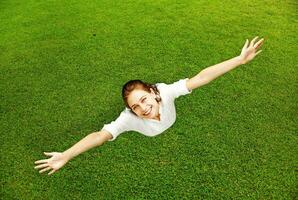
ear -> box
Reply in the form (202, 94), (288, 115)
(150, 88), (155, 95)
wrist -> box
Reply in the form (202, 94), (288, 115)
(62, 151), (72, 162)
(236, 55), (246, 65)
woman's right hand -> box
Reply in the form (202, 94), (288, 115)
(34, 152), (69, 175)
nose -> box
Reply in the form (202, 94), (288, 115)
(140, 103), (147, 112)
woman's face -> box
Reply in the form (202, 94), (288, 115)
(127, 88), (160, 120)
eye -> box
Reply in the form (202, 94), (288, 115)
(142, 98), (147, 102)
(133, 105), (139, 110)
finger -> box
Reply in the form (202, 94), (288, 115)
(34, 163), (49, 169)
(39, 166), (52, 174)
(44, 152), (55, 156)
(254, 38), (264, 49)
(34, 159), (49, 164)
(249, 36), (259, 47)
(48, 169), (56, 176)
(255, 50), (262, 56)
(242, 39), (249, 49)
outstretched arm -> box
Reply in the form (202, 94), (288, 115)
(34, 130), (113, 175)
(186, 36), (264, 91)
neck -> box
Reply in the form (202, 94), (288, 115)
(153, 113), (160, 121)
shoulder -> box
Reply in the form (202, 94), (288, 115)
(121, 107), (141, 123)
(155, 82), (168, 94)
(156, 78), (192, 99)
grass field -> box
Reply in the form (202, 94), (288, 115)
(1, 0), (297, 199)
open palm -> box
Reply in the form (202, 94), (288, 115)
(240, 36), (264, 64)
(34, 152), (69, 175)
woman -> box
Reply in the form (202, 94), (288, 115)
(34, 36), (264, 175)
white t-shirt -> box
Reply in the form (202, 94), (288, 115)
(101, 78), (193, 141)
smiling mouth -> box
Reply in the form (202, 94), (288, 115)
(144, 106), (152, 116)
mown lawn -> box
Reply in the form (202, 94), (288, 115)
(1, 0), (297, 199)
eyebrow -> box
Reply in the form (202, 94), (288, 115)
(131, 95), (146, 109)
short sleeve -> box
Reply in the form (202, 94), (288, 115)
(101, 111), (132, 141)
(164, 78), (193, 99)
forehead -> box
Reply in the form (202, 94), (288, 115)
(127, 89), (150, 105)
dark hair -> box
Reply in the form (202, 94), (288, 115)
(122, 80), (162, 115)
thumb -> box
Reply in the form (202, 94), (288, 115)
(243, 39), (249, 50)
(255, 50), (262, 56)
(44, 152), (54, 156)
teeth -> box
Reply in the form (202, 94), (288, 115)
(145, 107), (151, 115)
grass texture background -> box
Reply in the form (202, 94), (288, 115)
(1, 0), (297, 199)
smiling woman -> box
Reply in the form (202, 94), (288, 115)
(102, 78), (193, 142)
(34, 37), (264, 176)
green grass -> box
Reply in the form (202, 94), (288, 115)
(1, 0), (297, 199)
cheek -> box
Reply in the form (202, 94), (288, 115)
(149, 97), (157, 104)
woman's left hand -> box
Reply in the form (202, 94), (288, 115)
(239, 36), (264, 64)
